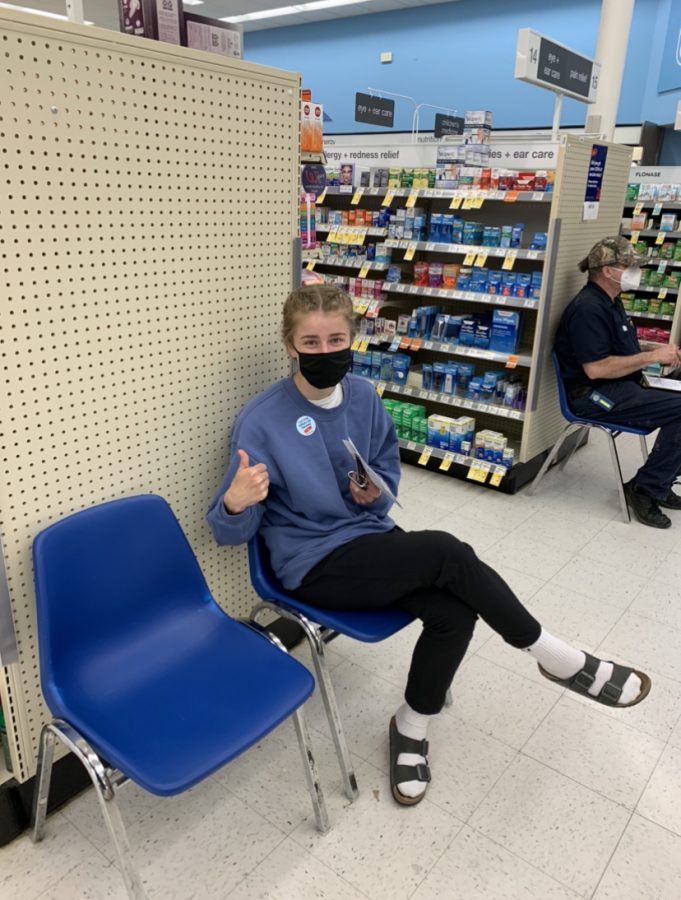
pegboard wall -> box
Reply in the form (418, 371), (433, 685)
(0, 10), (299, 782)
(521, 135), (632, 463)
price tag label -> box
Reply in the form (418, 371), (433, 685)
(462, 197), (474, 210)
(389, 337), (401, 352)
(657, 260), (668, 273)
(474, 251), (488, 267)
(505, 354), (519, 369)
(351, 338), (361, 351)
(358, 262), (371, 278)
(426, 242), (437, 252)
(356, 303), (369, 315)
(351, 188), (364, 206)
(489, 468), (505, 488)
(463, 251), (476, 265)
(527, 250), (539, 260)
(504, 191), (519, 203)
(629, 232), (638, 245)
(315, 187), (327, 204)
(424, 340), (434, 350)
(659, 287), (669, 299)
(382, 191), (395, 208)
(502, 249), (518, 270)
(359, 338), (370, 352)
(406, 441), (417, 451)
(634, 202), (644, 216)
(406, 191), (419, 208)
(417, 446), (433, 466)
(399, 336), (412, 350)
(656, 233), (666, 246)
(467, 461), (490, 483)
(366, 299), (381, 317)
(532, 191), (545, 202)
(653, 203), (663, 216)
(439, 452), (455, 471)
(404, 241), (418, 261)
(305, 259), (316, 271)
(449, 196), (462, 209)
(376, 381), (386, 397)
(472, 196), (484, 209)
(410, 338), (423, 351)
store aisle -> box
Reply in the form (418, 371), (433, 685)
(3, 432), (681, 900)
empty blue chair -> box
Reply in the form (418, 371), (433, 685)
(248, 533), (426, 801)
(528, 351), (651, 521)
(31, 495), (328, 900)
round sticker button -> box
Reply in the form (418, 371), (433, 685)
(296, 415), (316, 436)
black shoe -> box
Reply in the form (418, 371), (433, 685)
(657, 489), (681, 510)
(624, 481), (672, 528)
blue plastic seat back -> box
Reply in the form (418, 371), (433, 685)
(248, 533), (413, 643)
(33, 495), (214, 712)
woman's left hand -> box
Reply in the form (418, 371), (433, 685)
(349, 477), (381, 505)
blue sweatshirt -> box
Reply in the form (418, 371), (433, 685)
(206, 374), (400, 589)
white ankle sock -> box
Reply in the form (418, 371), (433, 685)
(394, 702), (431, 799)
(524, 630), (641, 705)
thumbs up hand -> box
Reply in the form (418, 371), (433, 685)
(223, 449), (269, 514)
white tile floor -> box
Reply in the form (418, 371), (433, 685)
(4, 431), (681, 899)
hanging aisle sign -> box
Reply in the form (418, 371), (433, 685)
(354, 93), (395, 128)
(515, 28), (600, 104)
(434, 114), (464, 138)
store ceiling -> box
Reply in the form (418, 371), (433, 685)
(2, 0), (456, 35)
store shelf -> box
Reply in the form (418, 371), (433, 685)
(374, 379), (525, 421)
(397, 439), (511, 482)
(641, 259), (681, 269)
(316, 224), (389, 237)
(635, 285), (679, 296)
(358, 334), (532, 367)
(622, 228), (681, 238)
(626, 310), (675, 322)
(382, 281), (539, 311)
(322, 186), (553, 203)
(624, 201), (681, 209)
(383, 238), (545, 262)
(302, 256), (388, 271)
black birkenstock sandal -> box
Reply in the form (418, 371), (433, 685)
(538, 652), (651, 708)
(389, 716), (431, 806)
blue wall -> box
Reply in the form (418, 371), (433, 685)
(245, 0), (671, 133)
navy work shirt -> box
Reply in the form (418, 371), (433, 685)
(554, 280), (641, 392)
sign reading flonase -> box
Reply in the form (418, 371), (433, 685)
(515, 28), (600, 103)
(354, 93), (395, 128)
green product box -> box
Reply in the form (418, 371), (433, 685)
(625, 183), (640, 201)
(661, 301), (676, 316)
(648, 271), (665, 287)
(620, 293), (634, 310)
(632, 297), (647, 312)
(400, 168), (414, 188)
(674, 243), (681, 261)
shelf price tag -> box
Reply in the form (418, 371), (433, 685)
(389, 337), (401, 352)
(658, 287), (669, 299)
(532, 191), (545, 202)
(472, 196), (485, 209)
(417, 446), (433, 466)
(502, 249), (518, 270)
(653, 203), (663, 216)
(406, 191), (419, 208)
(656, 233), (666, 246)
(376, 381), (386, 397)
(404, 241), (418, 261)
(366, 299), (381, 317)
(351, 188), (364, 206)
(462, 197), (474, 210)
(463, 251), (477, 265)
(449, 196), (462, 209)
(382, 191), (395, 208)
(474, 251), (488, 267)
(467, 460), (490, 483)
(399, 336), (412, 350)
(351, 338), (361, 351)
(629, 232), (638, 245)
(355, 303), (369, 316)
(657, 260), (668, 273)
(634, 202), (644, 216)
(359, 338), (370, 352)
(305, 259), (316, 271)
(410, 338), (423, 351)
(504, 191), (519, 203)
(358, 262), (371, 278)
(439, 452), (455, 471)
(315, 187), (328, 204)
(424, 340), (434, 350)
(489, 467), (506, 488)
(505, 354), (519, 369)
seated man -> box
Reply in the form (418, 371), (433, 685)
(554, 236), (681, 528)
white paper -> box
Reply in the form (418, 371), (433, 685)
(343, 437), (402, 507)
(643, 374), (681, 392)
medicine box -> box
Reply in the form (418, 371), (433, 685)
(489, 309), (521, 354)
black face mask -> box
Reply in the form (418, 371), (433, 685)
(296, 347), (352, 389)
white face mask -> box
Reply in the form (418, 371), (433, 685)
(614, 266), (641, 291)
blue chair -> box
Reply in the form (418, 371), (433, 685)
(248, 534), (451, 801)
(528, 352), (651, 522)
(31, 495), (329, 900)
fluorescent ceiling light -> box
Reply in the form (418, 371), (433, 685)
(221, 0), (366, 24)
(0, 2), (93, 23)
(182, 0), (204, 5)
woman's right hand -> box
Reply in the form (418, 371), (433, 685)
(223, 449), (269, 514)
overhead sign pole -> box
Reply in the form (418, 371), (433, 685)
(515, 28), (600, 140)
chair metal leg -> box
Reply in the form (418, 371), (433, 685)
(444, 688), (453, 708)
(290, 707), (330, 833)
(558, 424), (589, 472)
(31, 720), (148, 900)
(604, 431), (631, 523)
(251, 602), (359, 802)
(639, 434), (649, 462)
(527, 423), (581, 496)
(31, 724), (56, 843)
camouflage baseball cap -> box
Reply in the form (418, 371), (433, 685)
(579, 236), (647, 272)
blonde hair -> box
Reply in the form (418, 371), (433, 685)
(282, 284), (358, 346)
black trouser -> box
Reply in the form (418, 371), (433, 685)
(294, 529), (541, 715)
(570, 380), (681, 500)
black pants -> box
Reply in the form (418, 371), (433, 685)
(571, 380), (681, 500)
(294, 529), (541, 715)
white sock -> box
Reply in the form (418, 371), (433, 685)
(524, 630), (641, 705)
(394, 702), (431, 799)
